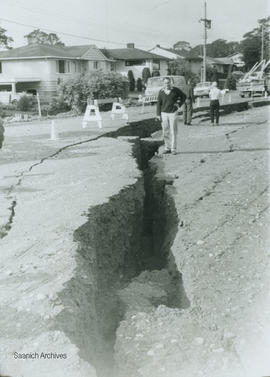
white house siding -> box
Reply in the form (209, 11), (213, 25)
(86, 60), (109, 72)
(159, 60), (168, 76)
(0, 59), (57, 99)
(0, 58), (112, 101)
(0, 59), (52, 78)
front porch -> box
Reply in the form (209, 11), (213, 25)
(0, 77), (41, 104)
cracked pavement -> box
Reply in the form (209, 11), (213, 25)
(0, 104), (269, 377)
(152, 105), (270, 376)
(112, 105), (270, 377)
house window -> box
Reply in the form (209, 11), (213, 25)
(93, 61), (99, 69)
(153, 59), (160, 70)
(57, 60), (65, 73)
(0, 62), (2, 74)
(110, 62), (115, 71)
(125, 60), (146, 66)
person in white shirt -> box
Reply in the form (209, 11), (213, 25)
(209, 81), (221, 125)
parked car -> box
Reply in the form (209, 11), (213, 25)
(194, 82), (212, 98)
(143, 75), (187, 104)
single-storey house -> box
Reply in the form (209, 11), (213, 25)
(101, 43), (170, 79)
(149, 45), (185, 60)
(226, 52), (245, 68)
(185, 54), (235, 79)
(0, 44), (114, 101)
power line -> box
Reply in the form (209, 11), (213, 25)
(0, 17), (131, 47)
(2, 1), (166, 48)
(7, 0), (105, 31)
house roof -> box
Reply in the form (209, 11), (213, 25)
(209, 57), (234, 65)
(0, 44), (112, 61)
(160, 46), (189, 58)
(149, 45), (185, 59)
(101, 48), (170, 61)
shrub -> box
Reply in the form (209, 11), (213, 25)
(46, 95), (71, 115)
(142, 67), (151, 85)
(16, 94), (35, 112)
(184, 72), (200, 85)
(127, 70), (135, 91)
(225, 75), (237, 90)
(0, 103), (17, 118)
(0, 118), (4, 149)
(136, 78), (143, 92)
(60, 71), (129, 113)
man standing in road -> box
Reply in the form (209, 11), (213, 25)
(156, 77), (186, 155)
(209, 81), (221, 125)
(183, 79), (195, 125)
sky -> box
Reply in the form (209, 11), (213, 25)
(0, 0), (269, 50)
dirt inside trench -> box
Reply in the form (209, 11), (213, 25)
(55, 137), (190, 377)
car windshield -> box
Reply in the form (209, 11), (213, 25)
(147, 77), (185, 88)
(197, 82), (211, 87)
(147, 78), (164, 87)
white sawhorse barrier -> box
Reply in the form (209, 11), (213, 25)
(111, 99), (129, 121)
(82, 100), (102, 129)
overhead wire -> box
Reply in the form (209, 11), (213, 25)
(0, 17), (130, 47)
(1, 0), (162, 48)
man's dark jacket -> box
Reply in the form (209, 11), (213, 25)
(185, 84), (195, 103)
(156, 87), (186, 116)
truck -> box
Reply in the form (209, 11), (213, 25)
(237, 59), (270, 98)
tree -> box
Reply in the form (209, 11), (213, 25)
(24, 29), (65, 46)
(136, 78), (143, 92)
(60, 72), (128, 113)
(0, 27), (13, 49)
(190, 39), (240, 58)
(240, 17), (270, 69)
(127, 70), (135, 91)
(173, 41), (191, 51)
(142, 67), (151, 85)
(168, 58), (185, 75)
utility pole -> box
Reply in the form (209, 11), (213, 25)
(203, 0), (207, 82)
(261, 24), (264, 62)
(200, 1), (211, 82)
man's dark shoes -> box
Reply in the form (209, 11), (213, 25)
(162, 149), (171, 154)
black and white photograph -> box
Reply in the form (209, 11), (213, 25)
(0, 1), (269, 376)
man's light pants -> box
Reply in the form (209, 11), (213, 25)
(161, 111), (178, 152)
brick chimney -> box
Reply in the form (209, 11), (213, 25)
(127, 43), (135, 48)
